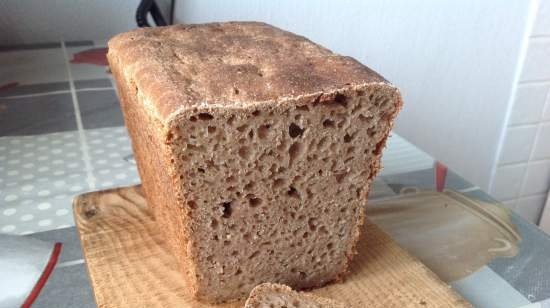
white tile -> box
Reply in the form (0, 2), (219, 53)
(490, 164), (527, 201)
(533, 123), (550, 160)
(521, 37), (550, 81)
(532, 0), (550, 36)
(514, 194), (547, 224)
(520, 38), (550, 82)
(521, 160), (550, 196)
(543, 91), (550, 121)
(498, 126), (538, 164)
(508, 84), (549, 125)
(0, 48), (68, 85)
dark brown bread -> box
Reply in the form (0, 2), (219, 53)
(108, 22), (402, 303)
(245, 283), (348, 308)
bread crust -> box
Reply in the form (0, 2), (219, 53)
(107, 21), (388, 123)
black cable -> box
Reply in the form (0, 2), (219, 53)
(136, 0), (168, 27)
(136, 0), (153, 27)
(169, 0), (175, 25)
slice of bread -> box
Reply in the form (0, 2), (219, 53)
(108, 22), (402, 303)
(245, 283), (347, 308)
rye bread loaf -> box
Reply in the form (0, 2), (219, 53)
(107, 21), (402, 303)
(245, 283), (347, 308)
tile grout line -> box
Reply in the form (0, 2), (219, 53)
(518, 79), (550, 85)
(0, 87), (114, 99)
(508, 120), (550, 129)
(61, 40), (96, 190)
(498, 157), (550, 168)
(517, 114), (544, 213)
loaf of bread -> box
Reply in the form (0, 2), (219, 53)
(245, 283), (347, 308)
(108, 22), (402, 303)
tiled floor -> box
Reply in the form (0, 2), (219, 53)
(0, 40), (138, 235)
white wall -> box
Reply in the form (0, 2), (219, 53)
(492, 0), (550, 225)
(0, 1), (140, 44)
(175, 0), (533, 190)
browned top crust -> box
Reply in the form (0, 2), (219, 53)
(108, 21), (388, 122)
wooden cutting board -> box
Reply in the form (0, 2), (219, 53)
(73, 185), (470, 308)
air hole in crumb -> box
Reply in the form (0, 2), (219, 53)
(298, 272), (307, 280)
(287, 186), (300, 199)
(322, 119), (335, 128)
(227, 115), (235, 126)
(223, 240), (230, 246)
(324, 94), (348, 108)
(189, 116), (197, 122)
(303, 232), (309, 239)
(289, 142), (303, 166)
(236, 124), (248, 132)
(238, 146), (251, 159)
(344, 134), (353, 143)
(334, 93), (347, 106)
(289, 123), (305, 138)
(197, 168), (205, 173)
(244, 182), (255, 191)
(221, 202), (232, 218)
(186, 201), (197, 209)
(273, 178), (286, 188)
(198, 113), (213, 121)
(211, 219), (218, 228)
(251, 110), (260, 116)
(248, 197), (262, 207)
(258, 124), (271, 139)
(235, 269), (242, 275)
(248, 129), (254, 139)
(207, 126), (216, 134)
(308, 218), (317, 231)
(248, 251), (260, 259)
(234, 88), (240, 95)
(367, 127), (376, 137)
(296, 105), (310, 112)
(243, 233), (251, 241)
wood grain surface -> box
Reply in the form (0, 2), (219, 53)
(73, 185), (470, 308)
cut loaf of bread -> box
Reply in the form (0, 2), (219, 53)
(108, 22), (402, 303)
(245, 283), (347, 308)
